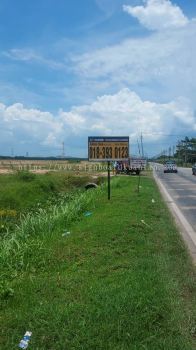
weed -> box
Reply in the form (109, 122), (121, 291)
(0, 187), (102, 277)
(16, 170), (36, 181)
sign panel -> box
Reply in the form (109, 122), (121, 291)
(88, 136), (129, 161)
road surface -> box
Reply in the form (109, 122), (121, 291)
(151, 163), (196, 261)
(154, 165), (196, 232)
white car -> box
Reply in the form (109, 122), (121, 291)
(164, 161), (178, 173)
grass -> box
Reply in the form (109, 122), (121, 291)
(0, 171), (94, 211)
(0, 175), (196, 349)
(0, 171), (102, 234)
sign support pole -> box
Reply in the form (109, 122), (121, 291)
(107, 161), (111, 200)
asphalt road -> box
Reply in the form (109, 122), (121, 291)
(154, 164), (196, 231)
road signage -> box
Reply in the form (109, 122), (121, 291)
(88, 136), (129, 161)
(88, 136), (129, 200)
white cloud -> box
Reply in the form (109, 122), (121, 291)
(123, 0), (189, 31)
(3, 48), (66, 70)
(95, 0), (125, 15)
(0, 89), (195, 156)
(67, 88), (195, 138)
(59, 110), (86, 134)
(0, 103), (62, 149)
(73, 19), (196, 106)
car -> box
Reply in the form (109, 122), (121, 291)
(192, 163), (196, 175)
(163, 160), (178, 173)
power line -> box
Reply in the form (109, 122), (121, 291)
(141, 132), (196, 137)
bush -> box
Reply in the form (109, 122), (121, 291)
(16, 170), (36, 182)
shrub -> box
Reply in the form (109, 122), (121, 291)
(16, 170), (36, 182)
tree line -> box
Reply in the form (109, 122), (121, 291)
(153, 136), (196, 165)
(175, 137), (196, 164)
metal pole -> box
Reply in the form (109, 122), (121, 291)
(137, 171), (141, 194)
(137, 139), (141, 156)
(107, 161), (111, 200)
(141, 133), (144, 158)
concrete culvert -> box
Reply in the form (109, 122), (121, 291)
(85, 183), (98, 190)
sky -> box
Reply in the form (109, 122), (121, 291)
(0, 0), (196, 157)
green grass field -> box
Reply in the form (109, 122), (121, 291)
(0, 171), (95, 211)
(0, 171), (102, 234)
(0, 175), (196, 349)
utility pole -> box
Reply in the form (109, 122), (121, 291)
(169, 147), (171, 159)
(185, 139), (188, 166)
(140, 133), (144, 158)
(173, 145), (175, 158)
(164, 149), (166, 161)
(137, 139), (141, 156)
(176, 141), (181, 165)
(62, 142), (65, 158)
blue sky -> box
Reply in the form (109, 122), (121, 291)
(0, 0), (196, 157)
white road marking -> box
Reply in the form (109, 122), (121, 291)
(165, 182), (194, 185)
(181, 206), (196, 210)
(178, 183), (196, 185)
(167, 188), (186, 191)
(173, 195), (196, 199)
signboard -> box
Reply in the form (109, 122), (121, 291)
(88, 136), (129, 161)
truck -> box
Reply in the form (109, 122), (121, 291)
(115, 157), (147, 175)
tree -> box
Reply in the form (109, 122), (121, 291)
(176, 137), (196, 164)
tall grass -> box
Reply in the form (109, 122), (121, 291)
(0, 171), (94, 211)
(0, 187), (102, 283)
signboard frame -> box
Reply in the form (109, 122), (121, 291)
(88, 136), (129, 200)
(88, 136), (129, 162)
